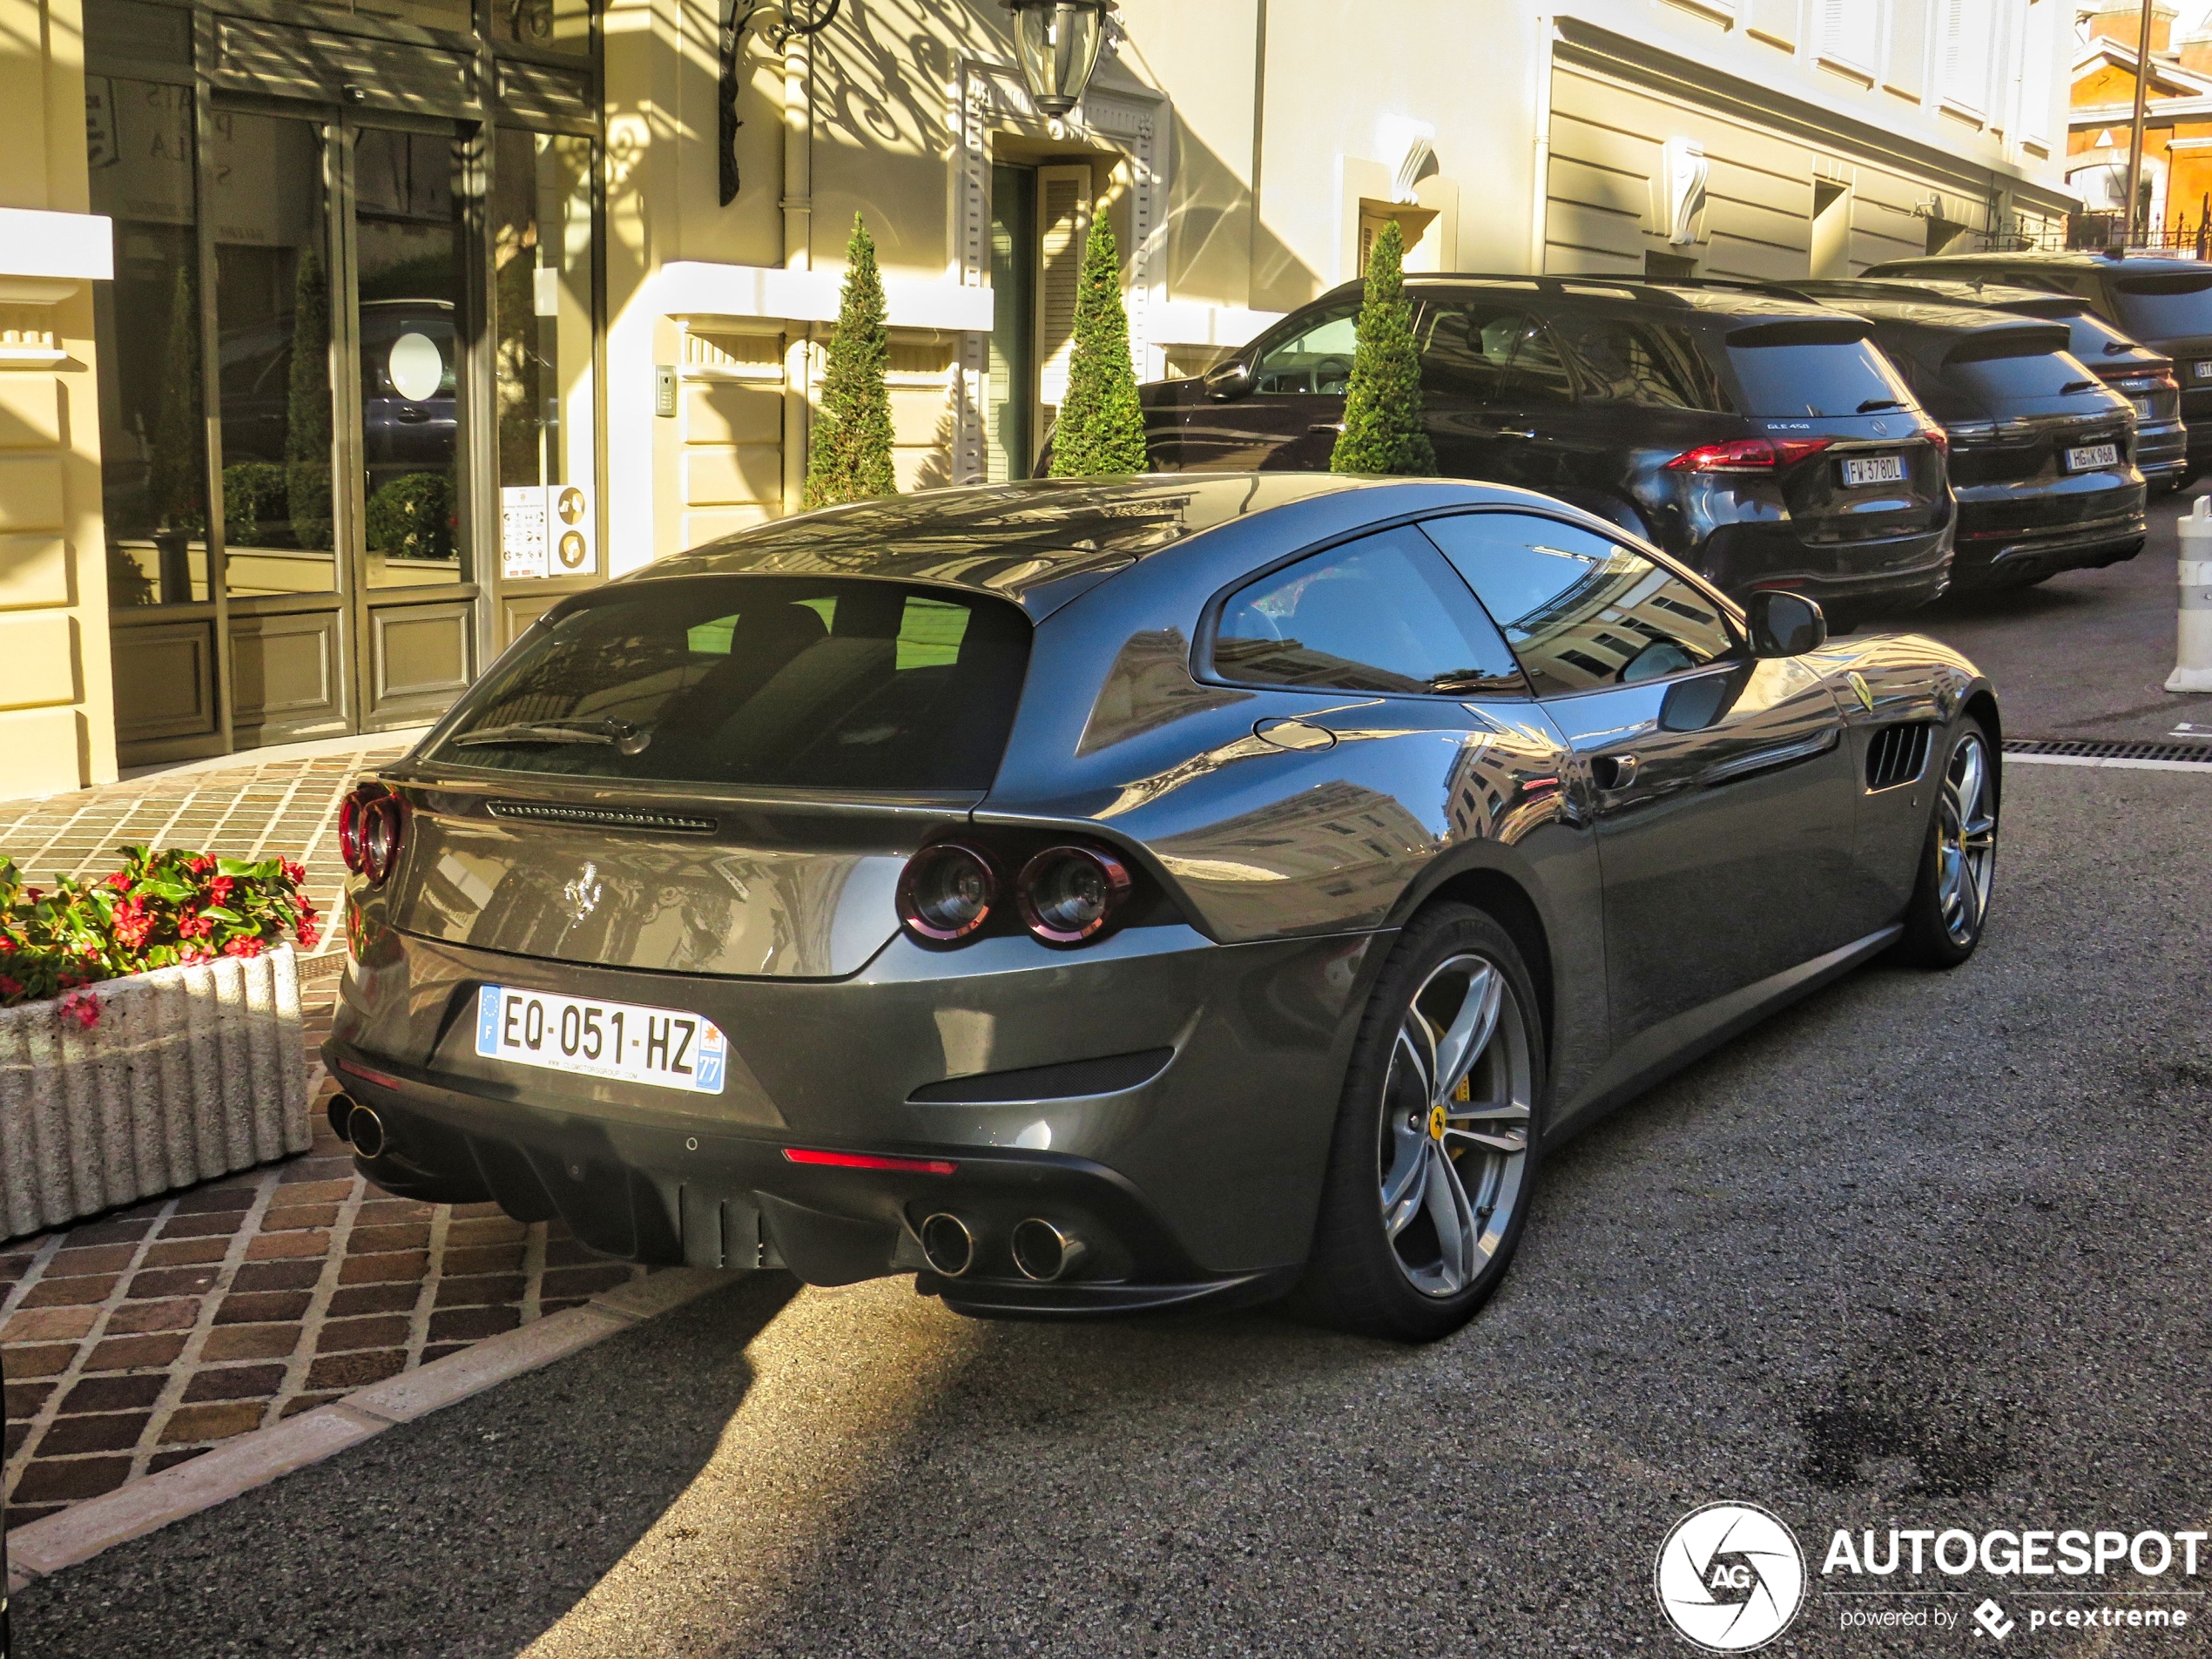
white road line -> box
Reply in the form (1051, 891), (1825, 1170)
(2005, 752), (2212, 773)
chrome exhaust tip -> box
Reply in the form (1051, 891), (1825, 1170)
(918, 1212), (976, 1278)
(1011, 1218), (1087, 1283)
(327, 1091), (357, 1145)
(345, 1102), (388, 1161)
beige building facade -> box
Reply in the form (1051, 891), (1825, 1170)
(0, 0), (2078, 801)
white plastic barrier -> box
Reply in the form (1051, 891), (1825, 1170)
(2167, 496), (2212, 694)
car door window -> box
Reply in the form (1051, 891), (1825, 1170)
(1251, 304), (1359, 395)
(1552, 313), (1731, 411)
(1420, 513), (1736, 696)
(1418, 303), (1575, 404)
(1210, 524), (1525, 696)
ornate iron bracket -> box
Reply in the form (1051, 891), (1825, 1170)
(720, 0), (841, 207)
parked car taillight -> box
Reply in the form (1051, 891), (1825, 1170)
(340, 785), (405, 886)
(1017, 846), (1132, 945)
(896, 837), (1138, 948)
(897, 842), (1001, 942)
(1663, 436), (1835, 473)
(1921, 425), (1949, 454)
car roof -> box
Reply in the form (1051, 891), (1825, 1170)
(1797, 276), (2090, 315)
(1869, 250), (2209, 277)
(1791, 294), (2071, 350)
(645, 475), (1386, 611)
(1306, 273), (1851, 326)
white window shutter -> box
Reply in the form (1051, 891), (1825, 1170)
(1034, 165), (1092, 410)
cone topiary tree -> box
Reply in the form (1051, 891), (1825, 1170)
(1049, 213), (1147, 475)
(803, 213), (896, 510)
(1330, 219), (1434, 475)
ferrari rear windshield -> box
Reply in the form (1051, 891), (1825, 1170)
(431, 576), (1033, 792)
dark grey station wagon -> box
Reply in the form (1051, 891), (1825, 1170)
(326, 476), (1999, 1341)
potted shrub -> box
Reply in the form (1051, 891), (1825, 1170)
(0, 847), (321, 1241)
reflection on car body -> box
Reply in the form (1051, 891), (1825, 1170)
(324, 475), (2000, 1341)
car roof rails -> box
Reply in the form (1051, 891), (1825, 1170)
(1637, 273), (1822, 305)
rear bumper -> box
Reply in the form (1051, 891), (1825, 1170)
(323, 921), (1381, 1307)
(1693, 522), (1953, 616)
(322, 1050), (1295, 1315)
(1951, 496), (2147, 588)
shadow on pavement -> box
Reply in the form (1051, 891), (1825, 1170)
(10, 1271), (801, 1659)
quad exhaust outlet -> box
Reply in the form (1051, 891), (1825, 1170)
(918, 1212), (976, 1278)
(1011, 1218), (1087, 1282)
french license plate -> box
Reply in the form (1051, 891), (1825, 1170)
(1840, 455), (1906, 487)
(2065, 442), (2121, 472)
(475, 984), (726, 1094)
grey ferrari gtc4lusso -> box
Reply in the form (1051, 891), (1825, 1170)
(323, 475), (1999, 1342)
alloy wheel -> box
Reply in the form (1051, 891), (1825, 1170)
(1376, 953), (1534, 1298)
(1935, 730), (1997, 948)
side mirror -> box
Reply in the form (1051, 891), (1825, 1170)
(1203, 360), (1252, 401)
(1747, 589), (1827, 658)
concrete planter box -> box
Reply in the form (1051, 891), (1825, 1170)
(0, 945), (311, 1241)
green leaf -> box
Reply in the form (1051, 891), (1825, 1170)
(199, 906), (242, 923)
(216, 859), (259, 879)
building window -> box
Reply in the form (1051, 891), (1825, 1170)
(88, 77), (207, 608)
(1938, 0), (1997, 115)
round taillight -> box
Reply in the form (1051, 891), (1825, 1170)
(339, 790), (367, 875)
(897, 842), (1000, 942)
(360, 795), (406, 886)
(1017, 845), (1132, 945)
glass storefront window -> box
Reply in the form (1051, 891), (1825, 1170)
(354, 127), (468, 590)
(493, 0), (594, 55)
(211, 110), (340, 597)
(88, 78), (206, 607)
(494, 128), (598, 577)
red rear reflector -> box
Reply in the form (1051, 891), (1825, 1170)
(337, 1058), (403, 1090)
(1772, 437), (1836, 466)
(1665, 438), (1778, 472)
(782, 1148), (960, 1175)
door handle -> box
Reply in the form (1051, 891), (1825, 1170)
(1490, 428), (1538, 441)
(1308, 421), (1344, 435)
(395, 406), (431, 423)
(1590, 753), (1639, 789)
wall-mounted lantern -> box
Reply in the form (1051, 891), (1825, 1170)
(1000, 0), (1118, 118)
(719, 1), (842, 207)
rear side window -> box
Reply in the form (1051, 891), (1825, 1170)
(1723, 332), (1913, 417)
(1253, 303), (1359, 394)
(1417, 302), (1575, 403)
(2113, 273), (2212, 340)
(1420, 514), (1737, 697)
(433, 577), (1032, 790)
(1551, 313), (1732, 411)
(1210, 525), (1525, 696)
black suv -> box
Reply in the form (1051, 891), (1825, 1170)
(1796, 276), (2186, 490)
(1866, 251), (2212, 481)
(1781, 293), (2142, 588)
(1142, 275), (1955, 624)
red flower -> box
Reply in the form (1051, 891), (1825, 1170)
(0, 974), (21, 998)
(111, 897), (154, 949)
(179, 912), (215, 941)
(296, 921), (320, 948)
(105, 871), (133, 891)
(177, 944), (212, 965)
(59, 990), (101, 1030)
(24, 887), (41, 902)
(206, 875), (236, 906)
(281, 859), (307, 886)
(0, 934), (15, 953)
(186, 856), (215, 876)
(222, 935), (265, 960)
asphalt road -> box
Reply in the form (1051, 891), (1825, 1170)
(1865, 485), (2212, 743)
(12, 758), (2211, 1658)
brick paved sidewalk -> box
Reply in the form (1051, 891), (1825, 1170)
(1, 745), (650, 1534)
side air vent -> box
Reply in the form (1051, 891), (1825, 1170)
(486, 801), (718, 834)
(1865, 722), (1933, 792)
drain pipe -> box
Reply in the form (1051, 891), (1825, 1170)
(781, 26), (813, 516)
(2168, 497), (2212, 692)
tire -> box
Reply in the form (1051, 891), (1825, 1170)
(1892, 718), (1999, 968)
(1293, 904), (1546, 1342)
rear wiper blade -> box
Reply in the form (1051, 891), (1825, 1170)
(2060, 379), (2099, 395)
(452, 718), (651, 755)
(1857, 398), (1903, 413)
(2104, 341), (2136, 354)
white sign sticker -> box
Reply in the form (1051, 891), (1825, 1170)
(500, 486), (547, 580)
